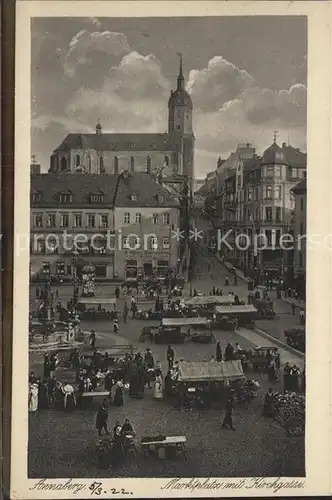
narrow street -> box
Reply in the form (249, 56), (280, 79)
(189, 213), (304, 369)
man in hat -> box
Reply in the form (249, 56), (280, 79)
(222, 392), (235, 431)
(96, 399), (109, 436)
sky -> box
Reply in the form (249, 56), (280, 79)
(31, 16), (307, 177)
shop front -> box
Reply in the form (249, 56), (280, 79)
(125, 259), (138, 281)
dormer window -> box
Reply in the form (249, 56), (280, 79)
(31, 192), (42, 202)
(59, 192), (72, 204)
(157, 194), (164, 203)
(90, 193), (104, 203)
(131, 194), (138, 202)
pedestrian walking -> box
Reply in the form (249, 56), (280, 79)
(123, 303), (128, 324)
(167, 345), (175, 371)
(222, 393), (235, 431)
(291, 302), (296, 316)
(114, 319), (119, 334)
(89, 330), (96, 349)
(216, 342), (222, 362)
(96, 399), (110, 436)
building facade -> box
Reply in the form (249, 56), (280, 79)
(215, 140), (306, 280)
(48, 58), (195, 191)
(291, 179), (306, 297)
(30, 172), (180, 281)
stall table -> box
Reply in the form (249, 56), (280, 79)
(141, 436), (186, 459)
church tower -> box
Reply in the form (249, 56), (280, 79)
(168, 55), (195, 181)
(168, 54), (193, 135)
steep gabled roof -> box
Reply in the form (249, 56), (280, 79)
(30, 173), (180, 208)
(54, 133), (183, 153)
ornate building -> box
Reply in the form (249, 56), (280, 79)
(49, 57), (195, 189)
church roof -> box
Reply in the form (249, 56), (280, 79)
(30, 173), (180, 208)
(54, 133), (183, 153)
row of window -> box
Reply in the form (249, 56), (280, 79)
(32, 236), (171, 254)
(263, 166), (306, 179)
(123, 212), (170, 225)
(63, 154), (172, 173)
(33, 213), (109, 229)
(32, 193), (105, 204)
(235, 206), (283, 222)
(32, 211), (172, 228)
(226, 185), (284, 204)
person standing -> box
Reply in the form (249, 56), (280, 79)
(113, 318), (119, 334)
(43, 353), (51, 379)
(49, 353), (58, 378)
(291, 302), (296, 316)
(222, 393), (235, 431)
(89, 330), (96, 349)
(224, 342), (234, 361)
(123, 303), (128, 324)
(115, 285), (120, 299)
(113, 380), (124, 407)
(96, 399), (109, 436)
(167, 345), (175, 371)
(29, 383), (39, 412)
(216, 342), (222, 362)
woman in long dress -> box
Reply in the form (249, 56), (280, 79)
(29, 383), (39, 412)
(113, 380), (124, 407)
(153, 375), (164, 400)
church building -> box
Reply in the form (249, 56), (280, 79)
(49, 57), (195, 188)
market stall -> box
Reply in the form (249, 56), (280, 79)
(215, 304), (259, 330)
(156, 317), (212, 345)
(77, 297), (117, 321)
(176, 360), (245, 409)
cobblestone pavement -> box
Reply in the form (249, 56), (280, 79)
(189, 234), (304, 347)
(29, 294), (304, 478)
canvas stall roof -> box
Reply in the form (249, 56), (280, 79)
(185, 296), (234, 306)
(78, 297), (117, 305)
(162, 317), (210, 327)
(178, 360), (244, 382)
(215, 305), (258, 314)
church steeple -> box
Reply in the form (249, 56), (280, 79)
(177, 52), (185, 90)
(96, 118), (102, 135)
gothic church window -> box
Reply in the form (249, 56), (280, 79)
(99, 156), (104, 173)
(114, 156), (119, 175)
(130, 156), (135, 173)
(87, 155), (92, 173)
(147, 156), (151, 173)
(60, 157), (67, 172)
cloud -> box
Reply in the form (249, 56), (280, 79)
(187, 56), (255, 112)
(32, 42), (306, 177)
(65, 51), (170, 131)
(106, 52), (171, 100)
(242, 83), (307, 126)
(64, 30), (131, 77)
